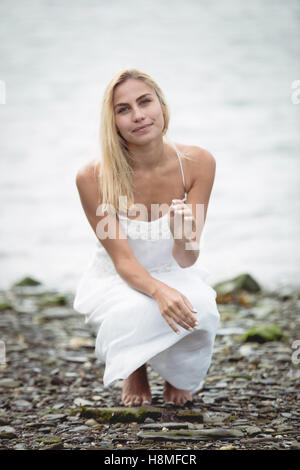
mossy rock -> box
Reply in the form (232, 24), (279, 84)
(214, 274), (261, 297)
(228, 414), (238, 420)
(13, 276), (42, 287)
(38, 295), (68, 308)
(241, 324), (287, 343)
(80, 406), (205, 424)
(227, 373), (252, 380)
(0, 431), (17, 439)
(0, 302), (13, 311)
(137, 427), (244, 441)
(80, 406), (162, 423)
(35, 436), (62, 444)
(176, 409), (204, 422)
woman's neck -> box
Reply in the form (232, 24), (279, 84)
(128, 138), (170, 172)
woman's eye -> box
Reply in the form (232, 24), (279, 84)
(118, 107), (128, 113)
(117, 99), (151, 114)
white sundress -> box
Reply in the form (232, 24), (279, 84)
(73, 142), (220, 393)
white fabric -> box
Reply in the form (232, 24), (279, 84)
(73, 141), (220, 392)
(73, 206), (220, 393)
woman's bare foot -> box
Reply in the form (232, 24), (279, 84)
(122, 364), (152, 407)
(163, 380), (193, 406)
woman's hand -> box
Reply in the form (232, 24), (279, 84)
(152, 282), (199, 334)
(168, 199), (196, 243)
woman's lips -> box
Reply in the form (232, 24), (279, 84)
(133, 124), (152, 132)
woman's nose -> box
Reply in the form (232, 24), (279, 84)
(132, 106), (145, 120)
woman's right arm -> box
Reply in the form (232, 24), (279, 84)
(75, 161), (162, 298)
(75, 162), (198, 333)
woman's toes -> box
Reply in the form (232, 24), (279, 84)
(134, 396), (143, 406)
(123, 395), (152, 406)
(164, 397), (175, 405)
(123, 395), (133, 406)
(142, 398), (151, 405)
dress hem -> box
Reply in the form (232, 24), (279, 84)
(101, 321), (219, 394)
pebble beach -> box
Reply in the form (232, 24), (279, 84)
(0, 273), (299, 450)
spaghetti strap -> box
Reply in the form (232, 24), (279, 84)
(171, 141), (188, 200)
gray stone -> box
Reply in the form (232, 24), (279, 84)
(62, 356), (89, 363)
(44, 413), (68, 422)
(244, 426), (262, 435)
(41, 308), (77, 321)
(137, 427), (244, 441)
(141, 422), (196, 430)
(74, 398), (94, 407)
(0, 378), (21, 388)
(14, 400), (32, 409)
(71, 425), (90, 432)
(0, 426), (17, 439)
(217, 328), (246, 336)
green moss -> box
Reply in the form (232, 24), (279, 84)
(176, 409), (204, 422)
(80, 406), (162, 423)
(228, 415), (238, 420)
(0, 302), (13, 311)
(38, 295), (68, 307)
(173, 430), (194, 437)
(70, 408), (83, 415)
(13, 276), (42, 287)
(0, 431), (16, 439)
(137, 408), (151, 419)
(36, 436), (62, 444)
(257, 418), (270, 423)
(241, 324), (287, 343)
(100, 410), (115, 423)
(227, 373), (252, 380)
(213, 273), (261, 296)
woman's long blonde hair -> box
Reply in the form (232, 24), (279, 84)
(97, 68), (171, 214)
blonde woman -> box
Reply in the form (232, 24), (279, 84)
(73, 69), (220, 407)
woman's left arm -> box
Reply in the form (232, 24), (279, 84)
(169, 148), (216, 268)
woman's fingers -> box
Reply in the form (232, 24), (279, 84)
(165, 313), (189, 334)
(168, 302), (198, 331)
(177, 297), (199, 327)
(182, 295), (198, 314)
(168, 309), (194, 331)
(162, 304), (194, 333)
(163, 314), (180, 334)
(156, 285), (199, 334)
(175, 304), (198, 329)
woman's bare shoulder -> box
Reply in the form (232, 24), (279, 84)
(76, 158), (101, 183)
(175, 142), (214, 162)
(174, 142), (215, 175)
(172, 142), (215, 192)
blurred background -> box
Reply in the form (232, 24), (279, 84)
(0, 0), (299, 293)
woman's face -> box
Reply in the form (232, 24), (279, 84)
(113, 78), (165, 144)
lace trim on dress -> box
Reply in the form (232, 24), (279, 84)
(118, 213), (172, 241)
